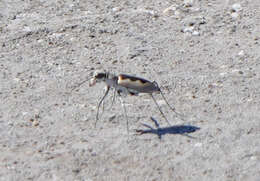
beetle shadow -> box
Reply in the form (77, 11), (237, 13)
(135, 117), (200, 139)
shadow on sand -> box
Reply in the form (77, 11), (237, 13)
(135, 117), (200, 139)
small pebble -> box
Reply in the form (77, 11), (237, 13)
(23, 26), (32, 32)
(194, 143), (202, 147)
(163, 5), (177, 16)
(112, 7), (121, 12)
(192, 31), (200, 36)
(231, 12), (239, 19)
(33, 120), (39, 127)
(238, 50), (245, 57)
(182, 26), (194, 33)
(184, 0), (194, 7)
(232, 3), (242, 12)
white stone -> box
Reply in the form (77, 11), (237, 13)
(231, 12), (239, 19)
(184, 0), (194, 7)
(194, 142), (202, 147)
(183, 26), (194, 33)
(23, 26), (31, 32)
(220, 72), (227, 76)
(192, 31), (200, 36)
(238, 50), (245, 57)
(232, 3), (242, 12)
(163, 5), (177, 16)
(112, 7), (121, 12)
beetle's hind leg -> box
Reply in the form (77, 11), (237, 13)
(159, 90), (185, 121)
(150, 93), (171, 126)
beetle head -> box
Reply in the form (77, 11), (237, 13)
(89, 71), (109, 86)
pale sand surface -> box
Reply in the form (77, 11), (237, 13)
(1, 0), (260, 180)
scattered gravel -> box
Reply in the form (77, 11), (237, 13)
(1, 0), (260, 180)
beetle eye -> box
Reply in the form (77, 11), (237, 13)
(95, 73), (106, 79)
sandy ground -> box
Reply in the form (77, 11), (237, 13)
(1, 0), (260, 180)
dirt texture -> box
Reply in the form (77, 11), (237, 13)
(1, 0), (260, 180)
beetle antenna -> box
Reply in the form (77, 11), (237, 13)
(71, 77), (91, 92)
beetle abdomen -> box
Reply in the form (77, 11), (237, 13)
(118, 74), (160, 93)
